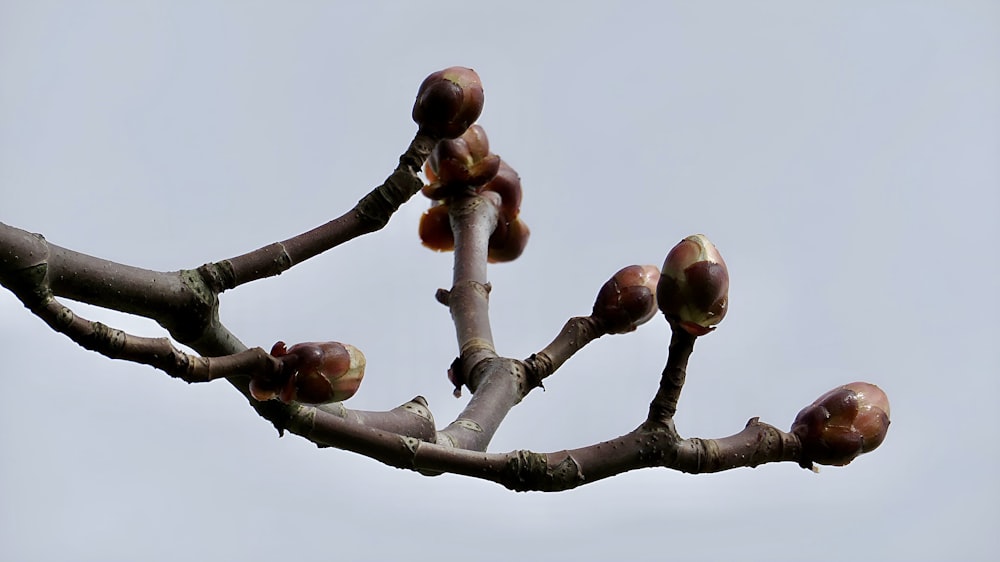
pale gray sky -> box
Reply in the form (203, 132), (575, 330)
(2, 1), (998, 560)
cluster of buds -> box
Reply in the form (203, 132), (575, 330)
(250, 341), (365, 405)
(415, 67), (529, 263)
(422, 124), (500, 199)
(588, 235), (726, 335)
(792, 382), (891, 466)
(657, 234), (729, 336)
(592, 265), (661, 334)
(412, 69), (891, 468)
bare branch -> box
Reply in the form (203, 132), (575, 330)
(207, 134), (437, 291)
(290, 402), (805, 491)
(434, 191), (532, 452)
(645, 326), (697, 428)
(0, 223), (213, 341)
(1, 213), (446, 443)
(524, 315), (605, 385)
(447, 192), (500, 381)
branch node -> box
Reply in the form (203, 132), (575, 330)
(162, 269), (220, 343)
(401, 397), (433, 422)
(401, 436), (421, 455)
(502, 450), (581, 492)
(451, 419), (483, 432)
(198, 261), (237, 292)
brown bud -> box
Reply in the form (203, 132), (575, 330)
(482, 159), (522, 222)
(592, 265), (661, 334)
(418, 203), (455, 252)
(412, 66), (484, 139)
(487, 216), (530, 263)
(656, 234), (729, 336)
(423, 124), (501, 199)
(792, 382), (891, 466)
(251, 341), (365, 405)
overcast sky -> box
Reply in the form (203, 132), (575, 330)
(1, 1), (998, 561)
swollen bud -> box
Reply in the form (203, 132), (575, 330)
(250, 341), (366, 405)
(482, 159), (522, 223)
(657, 234), (729, 336)
(791, 382), (891, 466)
(412, 66), (484, 139)
(487, 216), (530, 263)
(592, 265), (661, 334)
(418, 203), (455, 252)
(483, 159), (528, 263)
(423, 124), (501, 199)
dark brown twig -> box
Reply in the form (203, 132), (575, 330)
(209, 133), (437, 291)
(524, 315), (605, 387)
(645, 325), (697, 428)
(290, 403), (805, 491)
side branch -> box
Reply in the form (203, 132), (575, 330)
(211, 133), (437, 290)
(645, 327), (696, 428)
(0, 225), (443, 443)
(4, 274), (282, 383)
(673, 417), (806, 473)
(291, 404), (806, 491)
(524, 315), (604, 386)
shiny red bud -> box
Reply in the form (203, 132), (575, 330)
(423, 124), (501, 198)
(657, 234), (729, 336)
(482, 159), (522, 222)
(251, 341), (366, 405)
(791, 382), (891, 466)
(418, 203), (455, 252)
(487, 216), (530, 263)
(592, 265), (661, 334)
(412, 67), (484, 139)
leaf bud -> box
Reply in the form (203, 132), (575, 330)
(412, 66), (484, 139)
(791, 382), (891, 466)
(482, 159), (522, 223)
(592, 265), (661, 334)
(418, 203), (455, 252)
(423, 124), (501, 199)
(251, 341), (366, 405)
(487, 216), (530, 263)
(656, 234), (729, 336)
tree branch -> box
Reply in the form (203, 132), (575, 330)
(447, 192), (500, 382)
(205, 133), (437, 291)
(524, 315), (605, 386)
(290, 403), (805, 491)
(1, 65), (890, 489)
(434, 191), (531, 452)
(1, 204), (442, 443)
(645, 326), (696, 428)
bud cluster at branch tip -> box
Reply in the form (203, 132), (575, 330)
(423, 124), (501, 199)
(412, 66), (484, 139)
(656, 234), (729, 336)
(592, 265), (661, 334)
(418, 121), (530, 262)
(791, 382), (890, 466)
(250, 341), (366, 405)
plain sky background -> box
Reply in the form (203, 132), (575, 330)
(1, 1), (998, 560)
